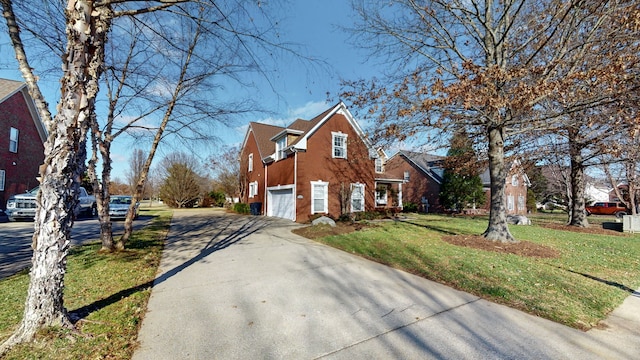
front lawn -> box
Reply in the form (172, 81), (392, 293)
(0, 209), (171, 359)
(298, 214), (640, 330)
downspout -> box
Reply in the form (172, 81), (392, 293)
(398, 183), (403, 210)
(263, 163), (268, 216)
(294, 151), (298, 221)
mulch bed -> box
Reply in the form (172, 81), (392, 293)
(539, 222), (629, 236)
(292, 222), (369, 239)
(441, 235), (560, 258)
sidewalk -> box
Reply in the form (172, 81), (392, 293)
(133, 209), (640, 359)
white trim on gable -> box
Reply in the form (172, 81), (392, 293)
(291, 102), (376, 158)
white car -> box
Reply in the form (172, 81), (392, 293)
(109, 196), (139, 220)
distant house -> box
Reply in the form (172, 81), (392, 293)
(381, 150), (444, 212)
(479, 160), (531, 215)
(239, 102), (383, 222)
(383, 151), (529, 215)
(0, 79), (47, 211)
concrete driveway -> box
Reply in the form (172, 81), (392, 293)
(133, 209), (639, 359)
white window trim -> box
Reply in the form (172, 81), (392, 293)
(511, 175), (519, 186)
(311, 180), (329, 214)
(331, 132), (347, 159)
(375, 158), (383, 173)
(248, 153), (253, 172)
(249, 181), (258, 198)
(517, 195), (526, 211)
(0, 169), (5, 191)
(376, 186), (388, 206)
(403, 171), (410, 182)
(507, 194), (515, 211)
(9, 127), (18, 153)
(351, 183), (365, 212)
(275, 136), (287, 161)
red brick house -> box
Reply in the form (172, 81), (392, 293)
(382, 151), (530, 215)
(479, 160), (531, 215)
(380, 150), (444, 212)
(0, 79), (47, 211)
(240, 102), (384, 222)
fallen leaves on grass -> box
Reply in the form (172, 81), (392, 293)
(441, 235), (560, 258)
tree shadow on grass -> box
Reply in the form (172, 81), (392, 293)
(400, 219), (461, 236)
(559, 267), (639, 296)
(70, 214), (270, 322)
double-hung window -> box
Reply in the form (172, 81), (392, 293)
(275, 137), (287, 160)
(248, 153), (253, 172)
(0, 169), (5, 191)
(351, 183), (365, 212)
(375, 158), (383, 173)
(507, 195), (515, 211)
(332, 132), (347, 159)
(517, 195), (526, 211)
(511, 175), (519, 186)
(9, 127), (18, 153)
(311, 181), (328, 213)
(249, 181), (258, 198)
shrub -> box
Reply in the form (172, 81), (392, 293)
(233, 203), (250, 214)
(403, 202), (419, 212)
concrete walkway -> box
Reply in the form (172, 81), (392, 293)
(133, 209), (640, 359)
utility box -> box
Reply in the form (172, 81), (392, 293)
(622, 215), (640, 233)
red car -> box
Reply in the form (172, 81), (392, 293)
(585, 202), (629, 218)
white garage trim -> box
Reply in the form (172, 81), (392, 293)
(267, 185), (295, 221)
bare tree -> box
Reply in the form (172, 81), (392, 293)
(126, 149), (148, 197)
(209, 146), (241, 201)
(342, 0), (639, 242)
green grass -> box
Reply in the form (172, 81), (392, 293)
(0, 209), (172, 359)
(314, 214), (640, 330)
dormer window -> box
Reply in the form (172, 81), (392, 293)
(332, 132), (347, 159)
(275, 136), (287, 160)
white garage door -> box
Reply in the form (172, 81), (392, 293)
(268, 188), (295, 221)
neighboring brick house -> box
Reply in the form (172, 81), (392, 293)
(381, 150), (444, 212)
(0, 79), (47, 211)
(479, 160), (531, 215)
(383, 151), (530, 215)
(240, 102), (384, 222)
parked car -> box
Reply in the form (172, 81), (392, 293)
(5, 186), (96, 221)
(585, 202), (629, 218)
(109, 195), (139, 220)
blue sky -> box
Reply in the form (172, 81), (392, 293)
(0, 1), (391, 180)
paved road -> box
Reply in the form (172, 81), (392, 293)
(0, 215), (152, 279)
(134, 209), (640, 359)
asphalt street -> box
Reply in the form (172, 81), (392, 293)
(0, 214), (152, 279)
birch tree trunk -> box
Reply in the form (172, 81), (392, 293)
(0, 1), (111, 353)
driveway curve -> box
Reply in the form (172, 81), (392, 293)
(133, 209), (639, 359)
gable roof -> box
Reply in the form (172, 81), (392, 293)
(243, 122), (284, 160)
(0, 78), (48, 143)
(244, 101), (377, 162)
(391, 150), (445, 184)
(0, 78), (25, 103)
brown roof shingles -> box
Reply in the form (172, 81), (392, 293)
(0, 78), (25, 103)
(249, 122), (284, 160)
